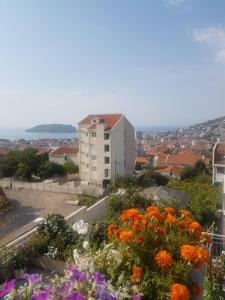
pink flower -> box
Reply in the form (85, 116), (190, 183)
(0, 279), (16, 297)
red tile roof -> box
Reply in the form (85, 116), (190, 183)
(0, 149), (9, 156)
(79, 114), (123, 131)
(135, 157), (148, 164)
(155, 165), (183, 177)
(50, 147), (79, 156)
(166, 151), (201, 166)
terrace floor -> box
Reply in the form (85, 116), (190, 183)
(0, 189), (79, 245)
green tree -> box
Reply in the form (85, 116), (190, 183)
(167, 179), (221, 226)
(37, 162), (66, 180)
(180, 160), (209, 180)
(64, 162), (79, 174)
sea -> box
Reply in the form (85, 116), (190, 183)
(0, 126), (181, 141)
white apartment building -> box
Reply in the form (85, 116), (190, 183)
(78, 114), (135, 187)
(212, 142), (225, 189)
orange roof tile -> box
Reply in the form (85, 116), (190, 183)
(79, 114), (123, 131)
(50, 147), (79, 156)
(135, 157), (148, 164)
(166, 151), (201, 166)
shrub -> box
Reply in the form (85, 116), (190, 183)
(88, 220), (110, 248)
(64, 162), (79, 174)
(97, 205), (210, 299)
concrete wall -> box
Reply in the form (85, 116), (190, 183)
(124, 117), (135, 175)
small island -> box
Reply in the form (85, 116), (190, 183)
(26, 124), (76, 133)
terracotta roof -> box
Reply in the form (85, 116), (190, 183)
(215, 143), (225, 156)
(0, 149), (9, 156)
(50, 147), (79, 156)
(79, 114), (123, 131)
(135, 157), (148, 164)
(155, 165), (183, 177)
(166, 151), (201, 166)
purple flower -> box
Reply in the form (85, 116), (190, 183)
(92, 272), (106, 285)
(133, 295), (141, 300)
(69, 267), (86, 282)
(31, 290), (50, 300)
(96, 285), (117, 300)
(0, 279), (16, 297)
(64, 291), (85, 300)
(24, 273), (42, 284)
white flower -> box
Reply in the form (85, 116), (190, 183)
(82, 240), (89, 250)
(73, 249), (80, 261)
(72, 219), (88, 235)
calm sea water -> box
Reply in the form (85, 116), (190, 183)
(0, 126), (180, 141)
(0, 128), (78, 141)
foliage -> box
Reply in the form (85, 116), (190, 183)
(114, 176), (139, 188)
(37, 161), (66, 179)
(180, 160), (209, 181)
(77, 195), (98, 207)
(0, 186), (9, 212)
(0, 245), (13, 284)
(0, 148), (48, 179)
(38, 214), (78, 259)
(107, 188), (152, 220)
(11, 245), (29, 270)
(97, 206), (210, 300)
(64, 161), (79, 174)
(88, 220), (110, 248)
(142, 169), (169, 186)
(167, 179), (221, 226)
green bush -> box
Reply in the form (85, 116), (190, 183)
(88, 220), (110, 248)
(64, 162), (79, 174)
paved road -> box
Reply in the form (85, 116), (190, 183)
(0, 189), (79, 245)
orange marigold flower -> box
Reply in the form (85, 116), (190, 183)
(155, 250), (173, 270)
(178, 220), (188, 230)
(107, 224), (117, 239)
(166, 214), (176, 224)
(188, 221), (202, 238)
(170, 283), (190, 300)
(119, 230), (133, 242)
(180, 244), (209, 269)
(120, 208), (141, 223)
(191, 282), (203, 296)
(165, 207), (176, 215)
(131, 266), (142, 283)
(155, 227), (166, 235)
(147, 205), (160, 218)
(180, 210), (191, 218)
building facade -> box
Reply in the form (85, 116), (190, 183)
(49, 147), (79, 165)
(212, 142), (225, 186)
(78, 114), (135, 187)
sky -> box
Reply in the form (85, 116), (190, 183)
(0, 0), (225, 128)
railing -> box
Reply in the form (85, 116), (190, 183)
(208, 233), (225, 259)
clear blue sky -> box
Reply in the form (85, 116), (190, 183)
(0, 0), (225, 128)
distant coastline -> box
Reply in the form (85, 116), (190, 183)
(26, 124), (76, 133)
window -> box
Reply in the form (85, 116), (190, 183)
(92, 155), (97, 160)
(86, 163), (89, 168)
(85, 132), (88, 136)
(104, 169), (109, 177)
(104, 132), (110, 140)
(217, 167), (224, 174)
(91, 132), (96, 138)
(104, 157), (110, 164)
(92, 166), (97, 171)
(104, 144), (110, 152)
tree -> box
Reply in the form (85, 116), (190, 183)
(64, 162), (79, 174)
(180, 160), (209, 180)
(37, 162), (66, 180)
(167, 179), (221, 226)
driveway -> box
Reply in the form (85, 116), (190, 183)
(0, 189), (78, 245)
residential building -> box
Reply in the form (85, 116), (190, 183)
(78, 114), (135, 187)
(49, 147), (79, 165)
(212, 142), (225, 185)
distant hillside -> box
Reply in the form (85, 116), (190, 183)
(26, 124), (76, 133)
(178, 116), (225, 140)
